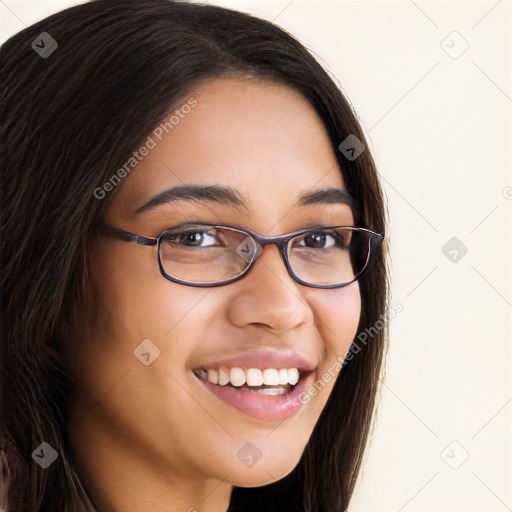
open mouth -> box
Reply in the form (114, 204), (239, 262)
(192, 367), (311, 396)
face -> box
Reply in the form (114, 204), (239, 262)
(67, 78), (361, 507)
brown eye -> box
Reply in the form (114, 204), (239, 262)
(165, 226), (224, 248)
(294, 230), (346, 250)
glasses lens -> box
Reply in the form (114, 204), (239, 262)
(288, 227), (374, 285)
(159, 225), (256, 284)
(158, 224), (378, 286)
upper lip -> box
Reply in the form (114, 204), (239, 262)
(193, 349), (318, 372)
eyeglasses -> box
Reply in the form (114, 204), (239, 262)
(99, 222), (383, 289)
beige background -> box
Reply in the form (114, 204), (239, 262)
(1, 1), (511, 511)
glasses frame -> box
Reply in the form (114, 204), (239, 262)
(99, 222), (383, 289)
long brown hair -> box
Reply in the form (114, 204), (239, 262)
(0, 1), (389, 510)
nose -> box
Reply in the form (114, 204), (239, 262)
(226, 243), (313, 333)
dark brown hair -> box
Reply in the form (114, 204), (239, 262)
(0, 1), (389, 510)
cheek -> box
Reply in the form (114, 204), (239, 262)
(305, 282), (361, 355)
(290, 284), (361, 430)
(86, 238), (214, 342)
(82, 239), (223, 393)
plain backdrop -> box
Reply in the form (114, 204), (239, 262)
(1, 1), (511, 511)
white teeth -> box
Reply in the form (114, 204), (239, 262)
(278, 368), (288, 385)
(207, 368), (218, 385)
(195, 366), (303, 388)
(262, 368), (279, 386)
(246, 368), (263, 386)
(240, 386), (288, 396)
(287, 368), (300, 386)
(229, 367), (246, 387)
(218, 367), (230, 386)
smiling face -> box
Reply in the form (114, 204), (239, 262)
(67, 77), (362, 510)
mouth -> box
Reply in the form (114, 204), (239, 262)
(193, 366), (311, 394)
(192, 366), (314, 422)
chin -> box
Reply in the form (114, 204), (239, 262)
(223, 444), (304, 488)
(228, 464), (296, 488)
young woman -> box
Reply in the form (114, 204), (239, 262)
(0, 1), (389, 510)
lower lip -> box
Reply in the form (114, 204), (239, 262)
(194, 371), (313, 422)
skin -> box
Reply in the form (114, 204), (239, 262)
(66, 77), (361, 512)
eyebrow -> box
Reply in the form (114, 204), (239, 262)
(134, 184), (353, 214)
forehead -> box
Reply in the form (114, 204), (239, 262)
(110, 78), (348, 224)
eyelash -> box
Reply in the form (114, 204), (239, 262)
(162, 224), (350, 250)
